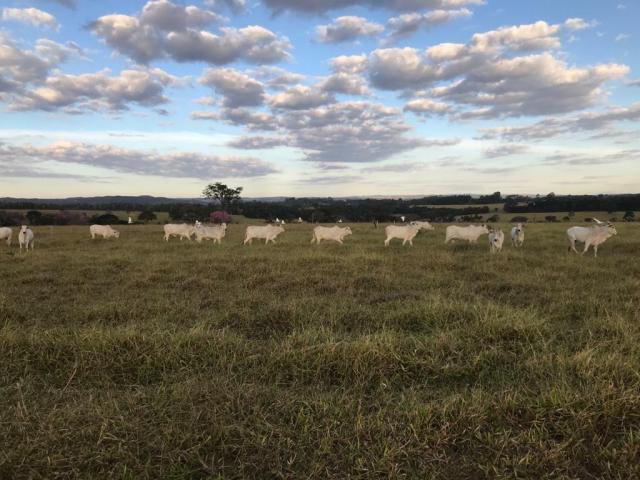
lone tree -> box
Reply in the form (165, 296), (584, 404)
(203, 182), (243, 210)
(623, 211), (635, 222)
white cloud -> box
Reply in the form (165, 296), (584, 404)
(0, 140), (277, 178)
(2, 7), (59, 30)
(89, 1), (290, 65)
(263, 0), (485, 14)
(199, 68), (265, 108)
(315, 16), (384, 43)
(386, 9), (471, 40)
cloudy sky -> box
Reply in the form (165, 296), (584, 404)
(0, 0), (638, 198)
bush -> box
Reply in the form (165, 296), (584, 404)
(90, 213), (121, 225)
(510, 216), (528, 223)
(545, 215), (558, 222)
(210, 210), (232, 224)
(54, 211), (86, 225)
(138, 210), (157, 223)
(0, 210), (22, 226)
(623, 211), (635, 222)
(486, 214), (500, 223)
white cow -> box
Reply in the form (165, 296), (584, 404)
(0, 227), (12, 246)
(195, 223), (227, 244)
(90, 224), (120, 239)
(311, 225), (352, 245)
(567, 219), (617, 257)
(511, 223), (525, 247)
(488, 229), (505, 254)
(445, 224), (489, 244)
(410, 220), (435, 231)
(384, 225), (421, 246)
(164, 223), (196, 242)
(244, 224), (285, 245)
(18, 225), (34, 252)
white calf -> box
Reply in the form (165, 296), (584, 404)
(164, 223), (196, 242)
(195, 223), (227, 244)
(19, 225), (34, 252)
(567, 221), (617, 257)
(445, 225), (489, 244)
(311, 226), (352, 245)
(511, 223), (525, 247)
(0, 227), (12, 246)
(384, 225), (420, 246)
(244, 225), (285, 245)
(488, 229), (505, 254)
(90, 224), (120, 239)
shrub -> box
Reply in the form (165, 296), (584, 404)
(138, 210), (157, 223)
(0, 210), (22, 226)
(211, 210), (232, 224)
(510, 216), (528, 223)
(486, 214), (500, 223)
(545, 215), (558, 222)
(623, 211), (635, 222)
(55, 211), (86, 225)
(90, 213), (121, 225)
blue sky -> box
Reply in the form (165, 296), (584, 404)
(0, 0), (638, 198)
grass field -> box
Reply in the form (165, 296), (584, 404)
(1, 223), (639, 479)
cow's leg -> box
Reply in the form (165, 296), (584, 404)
(593, 245), (598, 258)
(384, 237), (390, 246)
(408, 238), (413, 246)
(581, 241), (591, 256)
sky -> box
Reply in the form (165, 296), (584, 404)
(0, 0), (638, 198)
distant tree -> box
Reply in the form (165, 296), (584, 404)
(545, 215), (558, 222)
(26, 210), (43, 225)
(623, 211), (635, 222)
(138, 210), (157, 223)
(91, 213), (120, 225)
(203, 182), (243, 211)
(486, 214), (500, 223)
(510, 216), (528, 223)
(210, 210), (231, 224)
(55, 211), (86, 225)
(0, 210), (22, 226)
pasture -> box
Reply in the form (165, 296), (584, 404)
(1, 223), (639, 479)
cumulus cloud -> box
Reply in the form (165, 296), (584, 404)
(204, 0), (246, 13)
(269, 85), (335, 110)
(7, 68), (182, 113)
(315, 16), (384, 43)
(250, 66), (306, 89)
(2, 8), (59, 30)
(264, 0), (485, 14)
(89, 1), (290, 65)
(367, 21), (629, 118)
(330, 54), (368, 74)
(319, 73), (370, 95)
(386, 8), (471, 40)
(279, 101), (457, 163)
(483, 143), (529, 158)
(192, 107), (279, 131)
(0, 34), (79, 85)
(0, 140), (277, 178)
(478, 102), (640, 141)
(227, 135), (289, 149)
(404, 97), (452, 115)
(199, 68), (265, 108)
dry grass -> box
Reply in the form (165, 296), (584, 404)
(1, 223), (639, 479)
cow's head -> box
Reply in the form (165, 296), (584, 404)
(344, 226), (353, 235)
(113, 230), (120, 238)
(607, 223), (617, 235)
(20, 225), (28, 234)
(480, 224), (489, 233)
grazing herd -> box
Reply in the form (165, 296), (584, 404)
(0, 218), (621, 257)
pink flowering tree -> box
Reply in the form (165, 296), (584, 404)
(210, 210), (231, 224)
